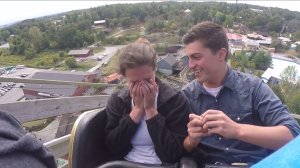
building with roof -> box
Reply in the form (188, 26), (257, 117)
(93, 20), (106, 26)
(227, 33), (243, 47)
(184, 9), (191, 14)
(247, 33), (263, 40)
(278, 37), (291, 43)
(23, 70), (97, 99)
(0, 43), (9, 49)
(67, 49), (92, 57)
(157, 55), (179, 75)
(261, 58), (300, 84)
(104, 73), (121, 84)
(245, 41), (260, 50)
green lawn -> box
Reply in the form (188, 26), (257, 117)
(0, 51), (65, 69)
(93, 46), (105, 54)
(101, 50), (120, 76)
(55, 59), (97, 71)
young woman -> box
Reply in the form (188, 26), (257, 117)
(105, 39), (190, 165)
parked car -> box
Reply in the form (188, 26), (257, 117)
(0, 88), (8, 92)
(16, 65), (25, 69)
(19, 73), (29, 77)
(97, 56), (103, 61)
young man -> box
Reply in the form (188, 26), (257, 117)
(104, 39), (190, 165)
(0, 110), (56, 168)
(181, 21), (300, 165)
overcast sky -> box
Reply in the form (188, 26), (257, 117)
(0, 1), (300, 26)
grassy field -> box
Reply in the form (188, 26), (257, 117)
(0, 51), (65, 69)
(92, 46), (105, 54)
(101, 50), (120, 76)
(55, 59), (97, 71)
(22, 119), (47, 128)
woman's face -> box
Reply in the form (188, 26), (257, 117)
(124, 65), (156, 84)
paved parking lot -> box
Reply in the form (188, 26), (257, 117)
(0, 67), (46, 104)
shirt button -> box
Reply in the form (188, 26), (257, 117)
(215, 99), (218, 102)
(226, 148), (229, 151)
(236, 117), (241, 121)
(218, 137), (222, 140)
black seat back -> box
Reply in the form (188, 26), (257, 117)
(69, 109), (110, 168)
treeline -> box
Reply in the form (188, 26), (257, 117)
(270, 66), (300, 114)
(231, 50), (272, 71)
(1, 1), (300, 59)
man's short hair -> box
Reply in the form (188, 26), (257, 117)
(182, 21), (229, 61)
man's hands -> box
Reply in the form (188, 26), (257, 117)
(186, 110), (240, 148)
(129, 79), (158, 123)
(201, 110), (240, 139)
(187, 114), (209, 147)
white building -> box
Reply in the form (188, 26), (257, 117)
(262, 58), (300, 84)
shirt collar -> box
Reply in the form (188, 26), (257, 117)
(192, 66), (236, 98)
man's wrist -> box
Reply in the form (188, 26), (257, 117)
(234, 123), (244, 139)
(188, 136), (199, 148)
(184, 137), (199, 152)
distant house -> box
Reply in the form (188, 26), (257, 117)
(227, 33), (243, 47)
(184, 9), (191, 15)
(257, 39), (272, 47)
(245, 41), (259, 50)
(179, 55), (189, 68)
(0, 43), (9, 49)
(157, 55), (179, 75)
(67, 49), (92, 57)
(261, 58), (300, 84)
(166, 45), (183, 53)
(104, 73), (121, 84)
(278, 37), (291, 43)
(290, 44), (297, 51)
(250, 8), (263, 13)
(93, 20), (106, 26)
(247, 33), (263, 40)
(52, 19), (62, 25)
(23, 70), (97, 99)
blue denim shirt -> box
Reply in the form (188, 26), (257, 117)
(182, 67), (300, 164)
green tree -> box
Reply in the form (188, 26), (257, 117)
(253, 51), (272, 70)
(24, 47), (36, 59)
(280, 66), (298, 84)
(296, 45), (300, 53)
(215, 11), (226, 24)
(65, 57), (77, 68)
(223, 15), (234, 28)
(52, 55), (60, 64)
(59, 52), (65, 58)
(28, 26), (45, 52)
(269, 84), (286, 104)
(0, 30), (10, 41)
(292, 30), (300, 41)
(240, 65), (245, 73)
(287, 91), (300, 114)
(121, 17), (132, 28)
(255, 71), (263, 78)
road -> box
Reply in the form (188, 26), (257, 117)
(88, 45), (126, 72)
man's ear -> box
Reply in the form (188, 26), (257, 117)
(217, 48), (227, 62)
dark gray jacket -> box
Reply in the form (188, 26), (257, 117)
(105, 79), (190, 163)
(0, 110), (56, 168)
